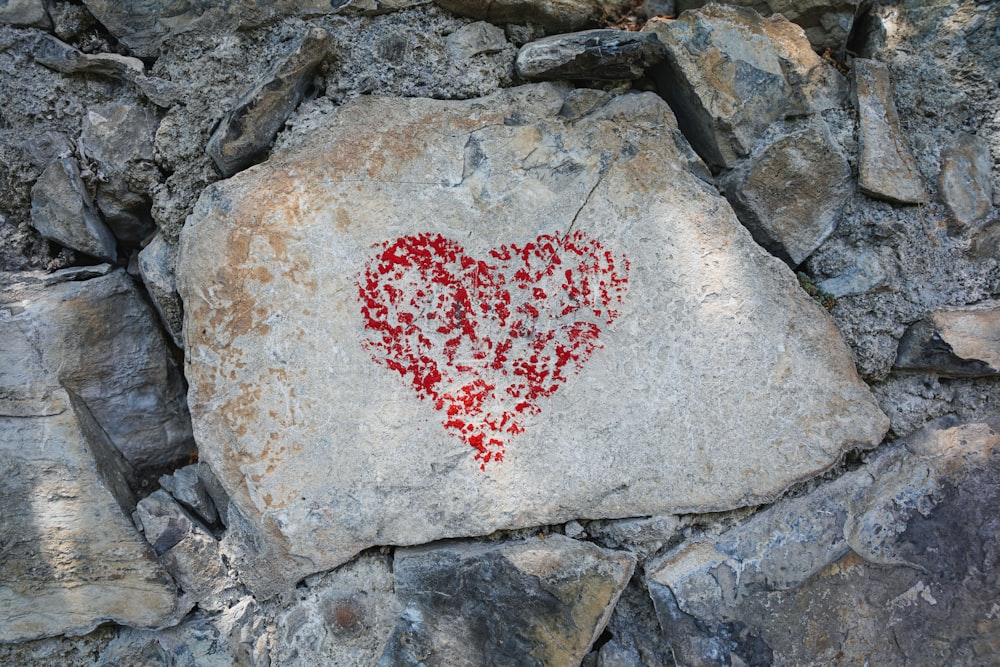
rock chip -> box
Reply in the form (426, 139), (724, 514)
(645, 417), (1000, 665)
(0, 0), (50, 29)
(379, 535), (635, 666)
(516, 29), (667, 81)
(1, 268), (195, 471)
(718, 119), (853, 265)
(853, 58), (925, 204)
(207, 27), (329, 177)
(434, 0), (636, 31)
(446, 20), (510, 59)
(138, 233), (184, 348)
(894, 301), (1000, 377)
(938, 132), (993, 229)
(644, 5), (847, 170)
(30, 157), (117, 262)
(178, 83), (887, 597)
(159, 464), (219, 526)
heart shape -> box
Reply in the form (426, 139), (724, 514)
(357, 231), (629, 469)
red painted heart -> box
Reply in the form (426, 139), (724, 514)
(357, 231), (629, 469)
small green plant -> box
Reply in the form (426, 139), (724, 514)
(796, 272), (837, 311)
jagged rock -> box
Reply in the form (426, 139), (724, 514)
(206, 27), (329, 177)
(718, 120), (853, 265)
(378, 535), (635, 666)
(674, 0), (860, 51)
(516, 29), (667, 81)
(0, 0), (50, 29)
(81, 103), (160, 244)
(434, 0), (636, 31)
(48, 2), (99, 42)
(853, 58), (925, 204)
(587, 515), (680, 560)
(938, 132), (993, 229)
(138, 233), (184, 348)
(179, 83), (886, 596)
(159, 464), (219, 526)
(135, 490), (232, 610)
(644, 5), (847, 170)
(30, 157), (117, 261)
(0, 268), (195, 471)
(446, 20), (509, 59)
(645, 417), (1000, 666)
(894, 301), (1000, 377)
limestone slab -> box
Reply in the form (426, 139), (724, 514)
(178, 83), (887, 596)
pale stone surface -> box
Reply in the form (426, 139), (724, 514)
(644, 5), (847, 170)
(515, 29), (667, 81)
(434, 0), (636, 31)
(30, 157), (117, 261)
(853, 58), (926, 204)
(178, 83), (887, 597)
(938, 132), (993, 229)
(379, 535), (635, 666)
(0, 0), (50, 28)
(645, 417), (1000, 666)
(894, 301), (1000, 377)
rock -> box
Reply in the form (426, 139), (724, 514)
(81, 103), (160, 244)
(0, 370), (179, 640)
(644, 5), (847, 170)
(816, 247), (893, 297)
(853, 58), (925, 204)
(718, 119), (853, 265)
(587, 515), (680, 560)
(894, 301), (1000, 377)
(206, 27), (329, 177)
(30, 157), (118, 262)
(48, 2), (99, 42)
(134, 490), (233, 611)
(645, 417), (1000, 665)
(0, 0), (50, 29)
(938, 132), (993, 229)
(446, 20), (510, 59)
(137, 233), (184, 348)
(378, 535), (635, 666)
(434, 0), (636, 31)
(178, 83), (887, 596)
(159, 464), (219, 526)
(1, 268), (195, 471)
(516, 29), (667, 81)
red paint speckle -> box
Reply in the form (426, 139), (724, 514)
(357, 231), (629, 469)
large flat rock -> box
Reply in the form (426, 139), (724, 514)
(178, 83), (888, 596)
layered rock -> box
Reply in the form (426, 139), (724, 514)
(179, 82), (887, 596)
(515, 29), (667, 81)
(894, 301), (1000, 377)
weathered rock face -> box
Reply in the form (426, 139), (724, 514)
(938, 132), (994, 229)
(894, 301), (1000, 377)
(179, 82), (887, 596)
(434, 0), (635, 31)
(380, 535), (635, 666)
(30, 157), (117, 262)
(515, 29), (667, 81)
(646, 417), (1000, 665)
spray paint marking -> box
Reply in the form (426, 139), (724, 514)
(357, 231), (629, 470)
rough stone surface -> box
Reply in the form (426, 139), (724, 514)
(1, 268), (195, 472)
(179, 83), (887, 596)
(516, 29), (667, 81)
(938, 132), (994, 229)
(0, 0), (49, 29)
(138, 232), (184, 348)
(159, 464), (220, 525)
(646, 417), (1000, 666)
(379, 535), (635, 666)
(434, 0), (636, 31)
(718, 119), (853, 265)
(853, 57), (925, 204)
(207, 27), (329, 177)
(894, 301), (1000, 377)
(644, 5), (848, 170)
(30, 157), (117, 262)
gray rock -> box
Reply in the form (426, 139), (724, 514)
(1, 268), (195, 471)
(137, 233), (184, 348)
(645, 417), (1000, 665)
(179, 83), (887, 597)
(516, 29), (667, 81)
(587, 515), (680, 560)
(379, 535), (635, 666)
(446, 20), (510, 59)
(938, 132), (993, 229)
(853, 58), (925, 204)
(434, 0), (636, 31)
(644, 4), (847, 170)
(48, 2), (99, 42)
(81, 103), (160, 244)
(30, 157), (117, 261)
(159, 464), (219, 525)
(894, 301), (1000, 377)
(0, 0), (50, 28)
(719, 120), (854, 265)
(816, 247), (894, 297)
(206, 27), (329, 177)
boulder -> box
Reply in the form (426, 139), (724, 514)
(645, 417), (1000, 665)
(894, 301), (1000, 377)
(30, 157), (117, 262)
(434, 0), (636, 31)
(938, 132), (993, 229)
(379, 535), (635, 666)
(853, 58), (925, 204)
(644, 5), (847, 170)
(516, 29), (667, 81)
(178, 83), (887, 597)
